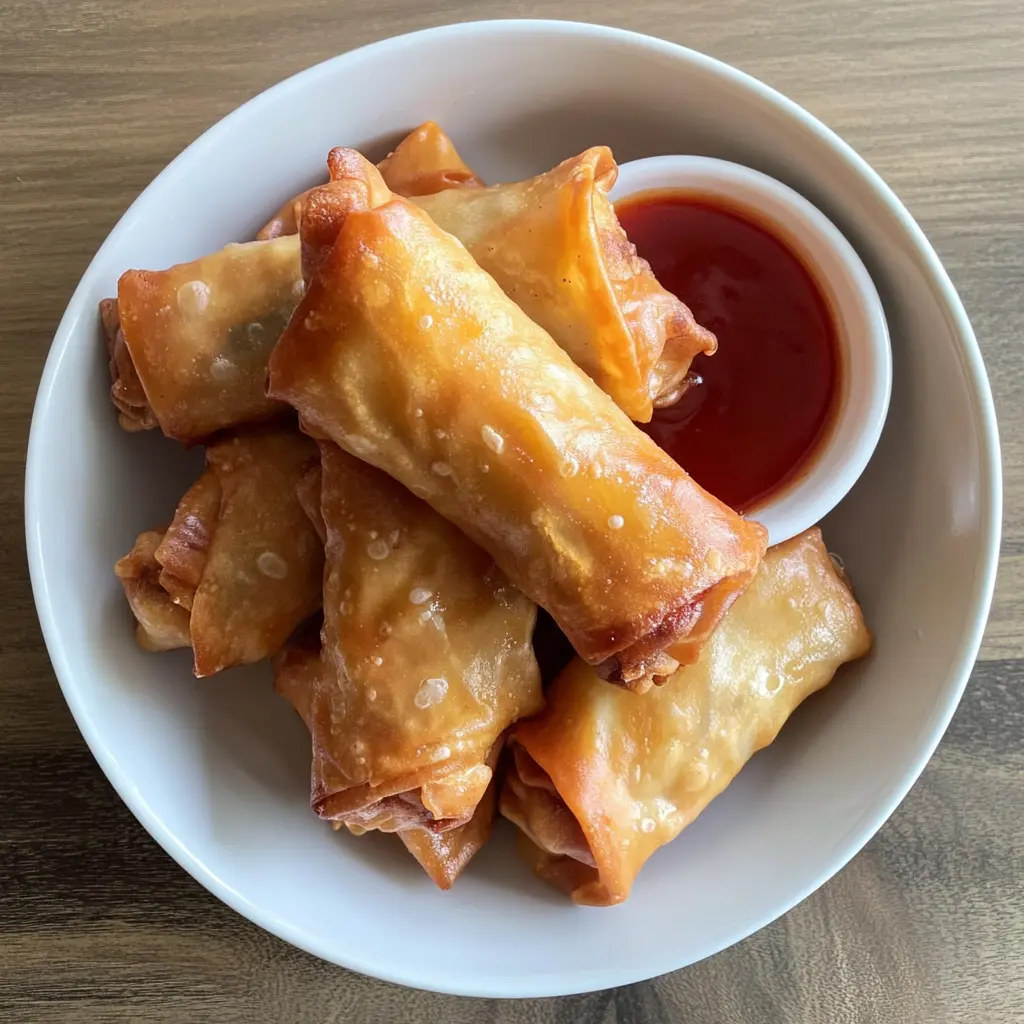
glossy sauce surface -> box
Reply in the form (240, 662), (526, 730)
(617, 190), (839, 512)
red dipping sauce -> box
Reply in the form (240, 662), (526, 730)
(617, 191), (839, 513)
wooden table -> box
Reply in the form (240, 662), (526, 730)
(3, 2), (1021, 1020)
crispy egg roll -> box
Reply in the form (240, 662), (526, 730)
(273, 635), (501, 889)
(294, 463), (325, 541)
(267, 151), (768, 693)
(108, 235), (303, 442)
(115, 428), (323, 675)
(112, 127), (477, 439)
(285, 439), (542, 833)
(298, 148), (393, 284)
(270, 623), (322, 728)
(412, 148), (715, 421)
(397, 765), (499, 889)
(287, 468), (507, 880)
(256, 190), (310, 241)
(100, 297), (157, 432)
(256, 121), (481, 241)
(377, 120), (484, 196)
(499, 529), (872, 906)
(114, 529), (192, 652)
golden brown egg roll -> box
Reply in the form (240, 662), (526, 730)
(294, 463), (325, 541)
(109, 234), (303, 443)
(397, 764), (499, 889)
(298, 148), (394, 284)
(273, 634), (502, 889)
(100, 297), (157, 432)
(256, 190), (310, 241)
(377, 120), (484, 196)
(255, 121), (482, 241)
(499, 528), (872, 906)
(115, 427), (323, 676)
(412, 148), (715, 421)
(267, 151), (768, 693)
(110, 128), (480, 440)
(114, 528), (192, 652)
(281, 438), (542, 833)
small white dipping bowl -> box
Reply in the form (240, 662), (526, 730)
(611, 156), (892, 544)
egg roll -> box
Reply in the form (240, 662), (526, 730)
(111, 128), (480, 439)
(289, 458), (507, 880)
(298, 148), (394, 284)
(294, 463), (325, 541)
(115, 427), (323, 675)
(256, 190), (310, 241)
(499, 529), (872, 906)
(396, 764), (499, 889)
(114, 528), (192, 652)
(273, 632), (501, 889)
(377, 120), (484, 196)
(100, 297), (157, 432)
(411, 147), (715, 421)
(107, 234), (303, 442)
(270, 619), (324, 724)
(256, 121), (482, 241)
(267, 151), (768, 693)
(285, 438), (541, 833)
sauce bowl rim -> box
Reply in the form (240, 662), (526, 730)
(611, 154), (893, 545)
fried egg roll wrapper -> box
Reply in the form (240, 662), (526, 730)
(268, 152), (768, 692)
(298, 149), (394, 284)
(100, 297), (157, 432)
(272, 637), (362, 825)
(256, 189), (310, 241)
(115, 428), (323, 676)
(112, 125), (479, 436)
(398, 759), (499, 889)
(112, 235), (304, 442)
(154, 469), (222, 612)
(114, 529), (192, 652)
(413, 147), (715, 421)
(377, 120), (484, 196)
(271, 632), (322, 727)
(299, 439), (542, 832)
(255, 121), (482, 240)
(272, 639), (501, 889)
(499, 529), (872, 906)
(295, 464), (325, 542)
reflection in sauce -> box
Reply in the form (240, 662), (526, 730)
(618, 190), (839, 513)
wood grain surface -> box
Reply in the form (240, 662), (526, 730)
(2, 1), (1022, 1020)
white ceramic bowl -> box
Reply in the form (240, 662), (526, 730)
(611, 156), (892, 545)
(26, 20), (1001, 998)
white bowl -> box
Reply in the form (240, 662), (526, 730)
(25, 19), (1001, 998)
(611, 156), (892, 545)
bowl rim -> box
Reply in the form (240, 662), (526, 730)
(24, 18), (1003, 998)
(611, 154), (893, 546)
